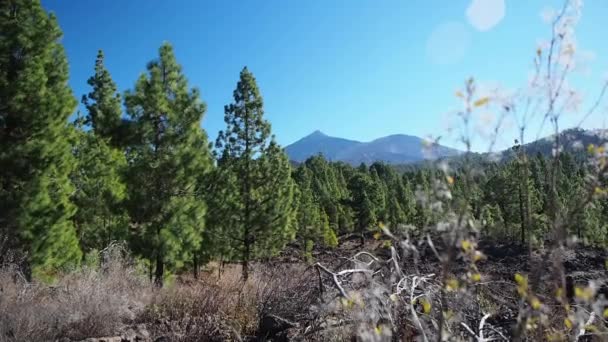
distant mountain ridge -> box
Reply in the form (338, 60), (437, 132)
(500, 128), (608, 159)
(285, 128), (608, 166)
(285, 130), (461, 165)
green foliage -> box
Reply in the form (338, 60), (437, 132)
(480, 204), (504, 238)
(72, 52), (129, 253)
(81, 50), (124, 145)
(300, 156), (355, 235)
(0, 0), (81, 278)
(124, 43), (211, 286)
(212, 67), (295, 279)
(304, 239), (314, 263)
(71, 126), (129, 252)
(348, 171), (378, 241)
(2, 1), (607, 286)
(322, 216), (339, 247)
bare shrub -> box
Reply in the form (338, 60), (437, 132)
(140, 262), (318, 340)
(0, 243), (151, 342)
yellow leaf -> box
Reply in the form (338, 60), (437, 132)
(565, 318), (573, 330)
(530, 297), (541, 310)
(420, 298), (432, 314)
(603, 308), (608, 318)
(556, 287), (563, 299)
(455, 91), (464, 98)
(373, 231), (382, 240)
(546, 332), (562, 341)
(446, 175), (454, 185)
(461, 239), (472, 251)
(341, 298), (354, 308)
(474, 97), (490, 107)
(515, 273), (528, 296)
(470, 273), (481, 282)
(588, 144), (596, 154)
(574, 286), (594, 301)
(375, 325), (382, 335)
(473, 251), (485, 262)
(390, 294), (398, 302)
(446, 278), (459, 292)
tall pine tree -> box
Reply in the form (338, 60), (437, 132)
(214, 67), (295, 280)
(0, 0), (81, 278)
(81, 50), (123, 145)
(72, 51), (129, 253)
(348, 171), (377, 245)
(124, 43), (210, 287)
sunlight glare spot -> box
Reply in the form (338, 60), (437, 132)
(466, 0), (506, 32)
(426, 21), (471, 65)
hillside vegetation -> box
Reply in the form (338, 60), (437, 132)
(1, 0), (608, 341)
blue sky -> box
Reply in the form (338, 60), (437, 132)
(42, 0), (608, 151)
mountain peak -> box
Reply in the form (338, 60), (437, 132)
(286, 131), (460, 165)
(308, 130), (327, 138)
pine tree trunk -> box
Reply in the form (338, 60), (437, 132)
(155, 253), (164, 287)
(242, 237), (250, 281)
(193, 255), (199, 279)
(242, 96), (252, 282)
(148, 259), (153, 283)
(22, 261), (32, 283)
(359, 222), (365, 247)
(217, 258), (223, 280)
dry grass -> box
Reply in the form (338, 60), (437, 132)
(0, 245), (151, 342)
(139, 262), (318, 340)
(142, 266), (260, 337)
(0, 250), (320, 342)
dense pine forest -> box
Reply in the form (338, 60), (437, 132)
(2, 0), (608, 341)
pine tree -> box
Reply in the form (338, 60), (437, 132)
(214, 67), (296, 280)
(411, 169), (432, 228)
(387, 197), (406, 230)
(294, 165), (337, 256)
(396, 177), (417, 225)
(81, 50), (123, 145)
(295, 167), (321, 243)
(124, 43), (210, 287)
(369, 167), (388, 222)
(71, 52), (130, 253)
(348, 172), (377, 245)
(201, 158), (240, 270)
(482, 160), (541, 241)
(71, 118), (128, 253)
(303, 155), (352, 235)
(0, 0), (81, 278)
(480, 203), (504, 238)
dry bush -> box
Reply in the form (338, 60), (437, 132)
(141, 265), (259, 338)
(139, 262), (317, 340)
(0, 243), (151, 342)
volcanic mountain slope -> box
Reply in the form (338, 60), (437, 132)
(285, 130), (461, 165)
